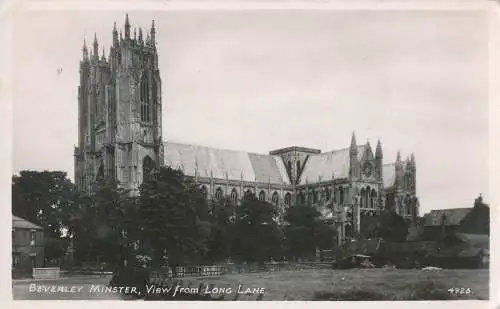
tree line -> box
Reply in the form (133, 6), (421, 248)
(12, 167), (348, 268)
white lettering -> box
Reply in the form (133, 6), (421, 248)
(29, 284), (37, 292)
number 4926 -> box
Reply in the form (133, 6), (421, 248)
(448, 288), (472, 295)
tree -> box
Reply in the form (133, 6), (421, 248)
(136, 166), (212, 267)
(206, 197), (236, 263)
(283, 204), (337, 259)
(12, 171), (74, 238)
(231, 193), (284, 263)
(375, 210), (409, 242)
(12, 171), (75, 262)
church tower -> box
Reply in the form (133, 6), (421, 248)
(75, 15), (163, 195)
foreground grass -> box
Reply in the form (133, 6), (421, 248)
(173, 269), (488, 301)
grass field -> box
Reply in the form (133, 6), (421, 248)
(169, 268), (489, 301)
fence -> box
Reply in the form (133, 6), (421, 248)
(33, 267), (61, 279)
(149, 265), (225, 282)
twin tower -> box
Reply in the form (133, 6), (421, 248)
(74, 15), (163, 194)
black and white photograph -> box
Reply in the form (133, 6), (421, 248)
(6, 0), (495, 304)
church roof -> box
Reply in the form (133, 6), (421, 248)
(383, 163), (396, 189)
(298, 146), (366, 185)
(164, 142), (291, 185)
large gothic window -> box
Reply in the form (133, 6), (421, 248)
(296, 160), (301, 179)
(271, 192), (279, 206)
(360, 188), (365, 208)
(151, 76), (158, 123)
(325, 187), (331, 201)
(259, 190), (266, 201)
(140, 72), (151, 123)
(143, 156), (155, 179)
(230, 189), (238, 204)
(287, 161), (292, 178)
(215, 187), (223, 200)
(339, 187), (344, 204)
(366, 186), (371, 208)
(371, 189), (377, 209)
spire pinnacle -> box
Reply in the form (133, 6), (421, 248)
(150, 19), (156, 47)
(82, 38), (88, 59)
(410, 153), (415, 164)
(138, 28), (143, 44)
(350, 131), (357, 155)
(112, 21), (119, 45)
(124, 13), (131, 39)
(93, 33), (99, 58)
(396, 150), (402, 162)
(375, 139), (383, 158)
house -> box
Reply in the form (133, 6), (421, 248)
(421, 195), (489, 240)
(12, 215), (44, 277)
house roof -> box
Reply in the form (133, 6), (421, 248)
(382, 163), (396, 189)
(298, 145), (366, 185)
(164, 142), (291, 185)
(12, 215), (43, 230)
(423, 208), (472, 226)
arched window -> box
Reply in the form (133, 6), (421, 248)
(151, 77), (158, 124)
(272, 192), (279, 206)
(200, 185), (208, 198)
(366, 186), (371, 208)
(230, 189), (238, 204)
(312, 189), (317, 204)
(339, 187), (344, 204)
(284, 193), (291, 206)
(371, 189), (377, 209)
(296, 160), (301, 178)
(215, 187), (223, 200)
(325, 187), (330, 201)
(258, 190), (266, 201)
(143, 156), (155, 178)
(140, 72), (150, 123)
(360, 188), (365, 208)
(287, 161), (292, 177)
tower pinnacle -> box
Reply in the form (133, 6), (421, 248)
(93, 33), (99, 58)
(82, 38), (88, 59)
(375, 139), (383, 158)
(112, 21), (118, 46)
(350, 131), (357, 155)
(124, 14), (131, 39)
(150, 20), (156, 47)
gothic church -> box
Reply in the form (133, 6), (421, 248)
(74, 15), (419, 244)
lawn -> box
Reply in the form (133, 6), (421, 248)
(164, 268), (489, 301)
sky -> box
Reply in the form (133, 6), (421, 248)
(12, 9), (489, 214)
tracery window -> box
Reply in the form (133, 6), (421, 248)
(271, 192), (279, 206)
(215, 187), (223, 200)
(230, 189), (238, 204)
(259, 190), (266, 201)
(140, 72), (151, 123)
